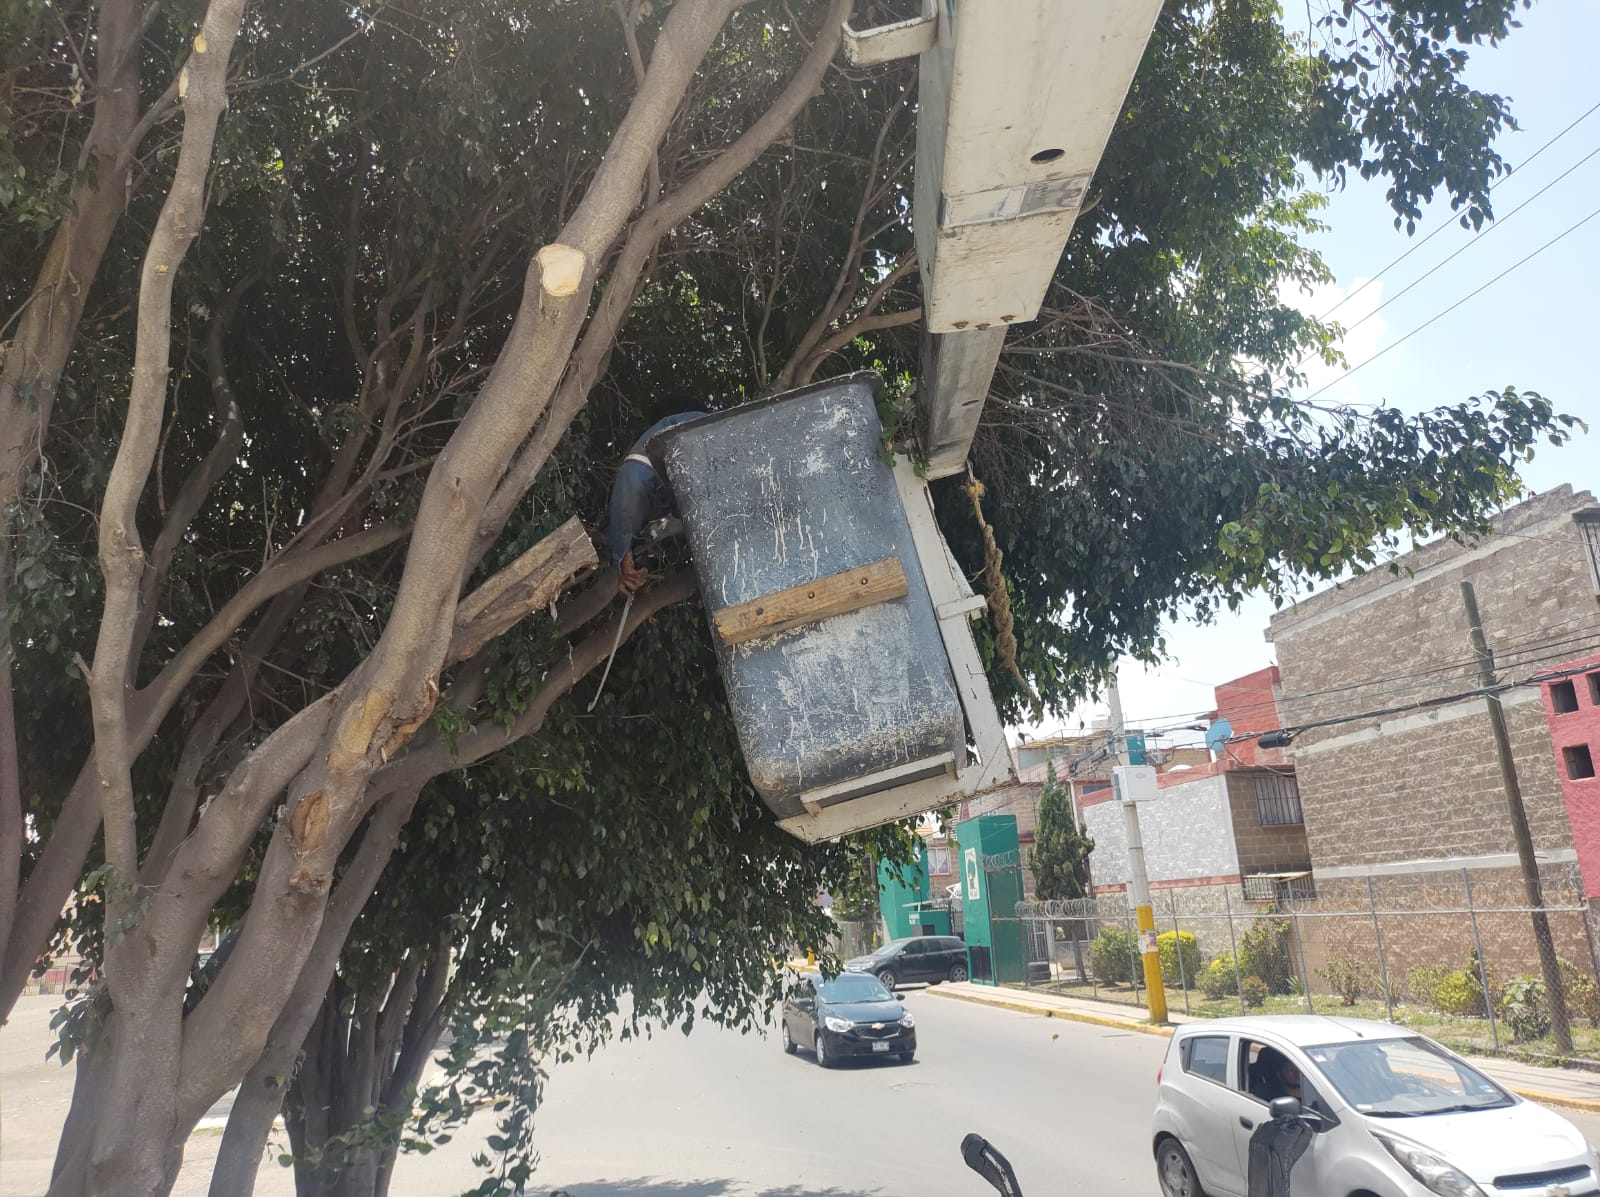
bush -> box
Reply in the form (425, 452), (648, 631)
(1434, 969), (1489, 1018)
(1240, 975), (1270, 1008)
(1407, 965), (1449, 1006)
(1561, 959), (1600, 1025)
(1091, 927), (1140, 986)
(1239, 916), (1296, 995)
(1500, 975), (1551, 1043)
(1158, 931), (1202, 986)
(1318, 958), (1371, 1007)
(1200, 955), (1238, 1001)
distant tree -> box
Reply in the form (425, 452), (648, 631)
(1029, 760), (1094, 902)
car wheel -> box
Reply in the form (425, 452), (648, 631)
(876, 968), (898, 989)
(814, 1033), (835, 1069)
(1155, 1137), (1204, 1197)
(948, 962), (969, 983)
(781, 1021), (797, 1055)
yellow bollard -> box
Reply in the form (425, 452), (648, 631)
(807, 948), (815, 966)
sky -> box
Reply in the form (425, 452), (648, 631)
(1020, 0), (1600, 748)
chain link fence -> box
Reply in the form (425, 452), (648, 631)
(1008, 866), (1600, 1063)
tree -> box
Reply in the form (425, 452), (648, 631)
(1029, 760), (1093, 903)
(0, 1), (1574, 1195)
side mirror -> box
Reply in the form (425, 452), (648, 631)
(1269, 1097), (1302, 1121)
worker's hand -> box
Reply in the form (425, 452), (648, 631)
(618, 551), (648, 596)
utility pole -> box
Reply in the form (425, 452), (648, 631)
(1460, 581), (1571, 1052)
(1109, 675), (1168, 1023)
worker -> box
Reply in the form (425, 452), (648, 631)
(607, 406), (709, 595)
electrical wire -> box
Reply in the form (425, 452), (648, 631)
(1319, 96), (1600, 322)
(1302, 200), (1600, 401)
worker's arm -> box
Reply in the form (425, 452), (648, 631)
(607, 461), (657, 594)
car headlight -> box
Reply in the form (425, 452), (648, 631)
(824, 1016), (853, 1033)
(1376, 1135), (1485, 1197)
(899, 1012), (916, 1028)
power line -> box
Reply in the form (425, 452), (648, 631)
(1335, 138), (1600, 341)
(1301, 200), (1600, 402)
(1320, 96), (1600, 323)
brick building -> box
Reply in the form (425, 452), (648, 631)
(1081, 666), (1311, 927)
(1267, 485), (1600, 979)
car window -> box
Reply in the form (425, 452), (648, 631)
(1307, 1036), (1511, 1116)
(1184, 1035), (1230, 1084)
(903, 940), (928, 955)
(1241, 1040), (1328, 1114)
(816, 974), (894, 1003)
(943, 938), (965, 952)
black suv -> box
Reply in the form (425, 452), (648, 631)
(844, 935), (969, 989)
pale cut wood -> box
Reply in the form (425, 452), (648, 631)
(713, 556), (907, 646)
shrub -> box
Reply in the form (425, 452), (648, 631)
(1091, 927), (1140, 986)
(1500, 975), (1552, 1043)
(1434, 969), (1489, 1017)
(1407, 965), (1449, 1006)
(1318, 958), (1371, 1007)
(1201, 955), (1238, 1001)
(1240, 975), (1270, 1008)
(1158, 930), (1202, 986)
(1560, 959), (1600, 1025)
(1239, 916), (1296, 995)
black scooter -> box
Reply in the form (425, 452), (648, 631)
(962, 1097), (1317, 1197)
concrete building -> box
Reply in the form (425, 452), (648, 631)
(1267, 485), (1600, 977)
(1081, 666), (1311, 917)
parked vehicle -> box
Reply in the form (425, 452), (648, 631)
(843, 935), (969, 988)
(780, 972), (916, 1066)
(1152, 1015), (1599, 1197)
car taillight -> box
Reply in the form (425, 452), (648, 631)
(1156, 1064), (1163, 1085)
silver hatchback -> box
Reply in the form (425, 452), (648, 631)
(1152, 1016), (1597, 1197)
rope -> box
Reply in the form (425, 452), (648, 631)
(963, 464), (1042, 721)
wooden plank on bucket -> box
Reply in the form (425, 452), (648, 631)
(714, 557), (908, 646)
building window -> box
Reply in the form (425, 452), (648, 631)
(1580, 511), (1600, 596)
(1255, 772), (1303, 826)
(1566, 745), (1597, 782)
(1552, 680), (1581, 714)
(1589, 673), (1600, 707)
(925, 846), (952, 876)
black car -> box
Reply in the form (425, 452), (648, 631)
(780, 973), (916, 1067)
(843, 935), (969, 989)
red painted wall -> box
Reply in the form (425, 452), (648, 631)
(1214, 665), (1291, 768)
(1542, 654), (1600, 898)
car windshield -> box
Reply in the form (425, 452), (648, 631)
(818, 974), (894, 1003)
(872, 938), (912, 957)
(1307, 1036), (1512, 1116)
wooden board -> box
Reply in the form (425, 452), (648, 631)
(714, 557), (907, 646)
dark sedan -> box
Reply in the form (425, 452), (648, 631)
(780, 973), (916, 1067)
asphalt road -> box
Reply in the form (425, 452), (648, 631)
(9, 987), (1600, 1197)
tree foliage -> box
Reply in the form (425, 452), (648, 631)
(0, 0), (1575, 1194)
(1028, 760), (1094, 903)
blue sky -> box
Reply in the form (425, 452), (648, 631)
(1024, 0), (1600, 745)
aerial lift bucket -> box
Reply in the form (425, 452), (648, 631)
(651, 372), (1015, 841)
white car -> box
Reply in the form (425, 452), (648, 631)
(1152, 1016), (1598, 1197)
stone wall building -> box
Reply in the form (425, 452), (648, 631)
(1267, 485), (1600, 984)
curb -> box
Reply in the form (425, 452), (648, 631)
(927, 984), (1175, 1038)
(924, 987), (1600, 1114)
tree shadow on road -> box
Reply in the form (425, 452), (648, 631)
(544, 1179), (886, 1197)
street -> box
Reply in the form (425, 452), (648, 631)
(8, 987), (1600, 1196)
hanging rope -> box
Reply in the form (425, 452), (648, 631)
(963, 463), (1042, 721)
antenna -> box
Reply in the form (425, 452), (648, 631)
(1203, 719), (1234, 753)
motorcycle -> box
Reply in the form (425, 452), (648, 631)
(962, 1096), (1316, 1197)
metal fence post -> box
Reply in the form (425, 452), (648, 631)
(1169, 889), (1191, 1015)
(1224, 884), (1246, 1015)
(1291, 905), (1315, 1014)
(1367, 875), (1395, 1024)
(1464, 868), (1501, 1053)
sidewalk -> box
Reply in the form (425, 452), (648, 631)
(926, 980), (1600, 1114)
